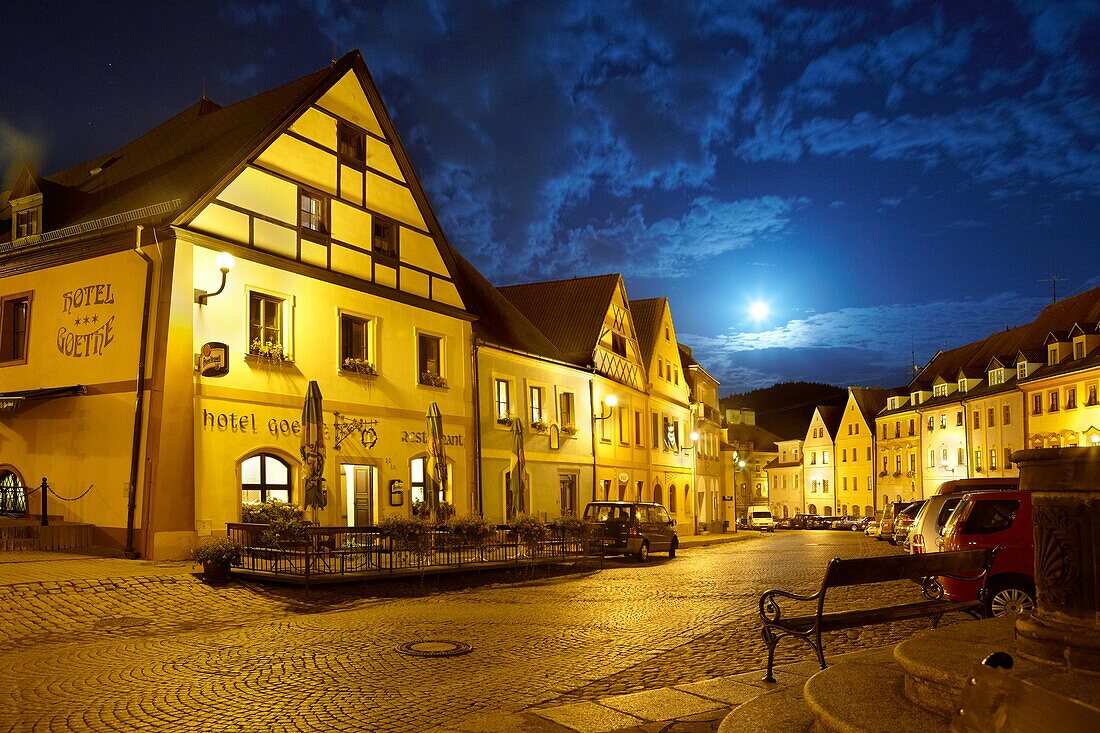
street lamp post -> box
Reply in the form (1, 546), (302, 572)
(687, 431), (699, 535)
(731, 450), (746, 532)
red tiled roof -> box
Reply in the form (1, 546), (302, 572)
(630, 297), (666, 367)
(497, 274), (621, 365)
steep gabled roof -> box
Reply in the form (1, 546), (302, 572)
(497, 274), (621, 365)
(816, 405), (844, 438)
(2, 66), (329, 243)
(849, 387), (889, 427)
(451, 251), (562, 359)
(630, 297), (666, 367)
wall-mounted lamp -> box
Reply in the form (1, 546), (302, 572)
(194, 252), (235, 305)
(594, 394), (618, 421)
(732, 449), (746, 470)
(682, 430), (700, 453)
(940, 459), (955, 474)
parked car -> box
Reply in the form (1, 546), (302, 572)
(790, 514), (814, 529)
(747, 505), (775, 532)
(939, 490), (1035, 617)
(892, 501), (926, 547)
(856, 516), (874, 531)
(877, 501), (913, 541)
(583, 501), (679, 562)
(864, 520), (881, 538)
(775, 517), (794, 530)
(909, 478), (1019, 554)
(808, 515), (833, 529)
(830, 516), (860, 531)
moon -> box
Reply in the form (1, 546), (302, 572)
(749, 300), (770, 321)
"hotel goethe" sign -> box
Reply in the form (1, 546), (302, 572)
(57, 282), (117, 358)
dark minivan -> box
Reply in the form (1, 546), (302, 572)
(583, 501), (678, 562)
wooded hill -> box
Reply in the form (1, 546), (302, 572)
(719, 382), (846, 440)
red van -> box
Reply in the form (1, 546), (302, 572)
(939, 490), (1035, 617)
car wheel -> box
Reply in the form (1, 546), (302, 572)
(636, 541), (649, 562)
(985, 581), (1036, 618)
(668, 539), (678, 558)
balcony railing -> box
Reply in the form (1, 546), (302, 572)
(225, 523), (598, 585)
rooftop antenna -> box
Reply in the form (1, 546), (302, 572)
(1039, 254), (1064, 305)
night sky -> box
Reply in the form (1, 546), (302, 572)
(3, 1), (1098, 393)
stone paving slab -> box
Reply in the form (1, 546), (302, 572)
(674, 676), (763, 705)
(598, 688), (725, 721)
(535, 701), (646, 732)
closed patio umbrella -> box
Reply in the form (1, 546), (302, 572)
(301, 380), (327, 515)
(509, 417), (527, 517)
(425, 402), (447, 521)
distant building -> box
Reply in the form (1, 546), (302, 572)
(802, 406), (841, 516)
(834, 387), (888, 518)
(765, 438), (804, 519)
(722, 413), (780, 524)
(681, 344), (723, 532)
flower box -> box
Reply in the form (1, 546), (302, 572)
(420, 372), (448, 388)
(342, 358), (378, 378)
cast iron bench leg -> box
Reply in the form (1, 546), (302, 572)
(762, 626), (780, 683)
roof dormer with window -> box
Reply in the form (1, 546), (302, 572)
(1069, 322), (1099, 361)
(1045, 331), (1072, 366)
(5, 165), (44, 246)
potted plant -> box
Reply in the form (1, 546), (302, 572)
(378, 514), (434, 559)
(560, 424), (577, 436)
(531, 419), (549, 433)
(249, 338), (289, 362)
(496, 416), (513, 426)
(510, 514), (549, 557)
(445, 514), (497, 555)
(194, 537), (243, 584)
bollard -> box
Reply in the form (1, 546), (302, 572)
(40, 477), (48, 526)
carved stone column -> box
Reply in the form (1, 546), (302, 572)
(1012, 447), (1100, 672)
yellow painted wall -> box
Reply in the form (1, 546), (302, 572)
(188, 243), (472, 534)
(0, 249), (152, 542)
(316, 70), (384, 137)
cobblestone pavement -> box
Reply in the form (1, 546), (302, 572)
(0, 532), (931, 732)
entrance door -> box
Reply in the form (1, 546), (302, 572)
(343, 464), (377, 527)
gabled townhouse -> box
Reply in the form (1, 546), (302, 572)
(875, 391), (923, 509)
(721, 411), (780, 525)
(915, 371), (972, 497)
(764, 438), (804, 519)
(834, 387), (888, 518)
(1021, 320), (1100, 448)
(680, 344), (723, 532)
(960, 355), (1023, 479)
(803, 406), (841, 516)
(457, 257), (597, 522)
(631, 298), (696, 531)
(1, 52), (480, 558)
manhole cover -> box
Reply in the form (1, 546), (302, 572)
(97, 616), (151, 629)
(396, 640), (473, 658)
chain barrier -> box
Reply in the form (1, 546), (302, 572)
(47, 483), (94, 502)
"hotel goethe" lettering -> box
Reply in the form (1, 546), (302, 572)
(57, 282), (117, 358)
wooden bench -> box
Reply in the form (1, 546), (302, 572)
(759, 548), (999, 682)
(951, 652), (1100, 732)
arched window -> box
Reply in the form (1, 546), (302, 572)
(241, 453), (291, 503)
(783, 505), (789, 518)
(669, 485), (677, 513)
(808, 503), (817, 514)
(823, 506), (833, 516)
(653, 484), (663, 507)
(1, 468), (27, 516)
(865, 505), (873, 517)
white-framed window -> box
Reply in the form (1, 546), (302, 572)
(530, 385), (545, 425)
(1018, 362), (1029, 380)
(1048, 346), (1059, 366)
(989, 368), (1004, 386)
(558, 390), (575, 428)
(248, 290), (290, 358)
(957, 447), (965, 466)
(418, 332), (445, 387)
(1067, 387), (1077, 409)
(634, 410), (643, 447)
(373, 216), (399, 260)
(1049, 390), (1059, 412)
(494, 378), (511, 421)
(1003, 404), (1011, 425)
(1075, 340), (1085, 359)
(990, 449), (998, 471)
(823, 451), (829, 465)
(339, 312), (375, 372)
(987, 407), (995, 427)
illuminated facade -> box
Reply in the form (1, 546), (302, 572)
(834, 387), (887, 518)
(802, 406), (840, 516)
(764, 438), (803, 519)
(1021, 326), (1100, 449)
(874, 392), (923, 508)
(682, 346), (723, 531)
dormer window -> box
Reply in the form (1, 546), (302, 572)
(1018, 362), (1028, 380)
(15, 207), (41, 239)
(1075, 340), (1086, 359)
(1048, 346), (1059, 366)
(958, 379), (967, 393)
(888, 397), (898, 410)
(933, 384), (948, 397)
(989, 368), (1003, 386)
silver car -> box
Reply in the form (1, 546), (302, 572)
(908, 478), (1018, 553)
